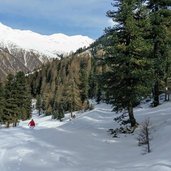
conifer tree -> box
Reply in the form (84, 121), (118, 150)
(2, 72), (31, 127)
(88, 57), (100, 99)
(3, 74), (18, 127)
(64, 76), (82, 118)
(96, 83), (102, 104)
(52, 78), (64, 120)
(52, 102), (64, 121)
(15, 71), (32, 120)
(164, 27), (171, 101)
(88, 68), (96, 99)
(36, 95), (42, 115)
(147, 0), (171, 106)
(80, 60), (89, 104)
(104, 0), (152, 127)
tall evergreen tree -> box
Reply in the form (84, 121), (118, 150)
(52, 78), (64, 120)
(96, 83), (102, 104)
(80, 60), (89, 104)
(104, 0), (152, 127)
(147, 0), (171, 106)
(3, 74), (18, 127)
(2, 72), (31, 127)
(164, 27), (171, 101)
(88, 65), (97, 99)
(15, 71), (32, 120)
(36, 95), (42, 115)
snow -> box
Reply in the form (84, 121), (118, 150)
(0, 101), (171, 171)
(0, 22), (94, 58)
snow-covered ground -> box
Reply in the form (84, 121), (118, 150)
(0, 101), (171, 171)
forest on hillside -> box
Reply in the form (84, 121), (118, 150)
(0, 0), (171, 129)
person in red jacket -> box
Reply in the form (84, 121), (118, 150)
(28, 119), (36, 128)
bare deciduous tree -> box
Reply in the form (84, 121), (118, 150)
(137, 118), (152, 153)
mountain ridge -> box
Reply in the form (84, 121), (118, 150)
(0, 22), (94, 80)
(0, 22), (94, 58)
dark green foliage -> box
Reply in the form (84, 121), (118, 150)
(2, 72), (31, 127)
(147, 0), (171, 106)
(3, 74), (19, 127)
(15, 71), (32, 120)
(96, 84), (102, 104)
(52, 102), (64, 121)
(25, 0), (171, 131)
(88, 59), (97, 99)
(36, 95), (42, 115)
(51, 78), (65, 120)
(103, 0), (153, 127)
(80, 59), (89, 103)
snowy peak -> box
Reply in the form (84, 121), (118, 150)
(0, 22), (94, 58)
(0, 23), (94, 80)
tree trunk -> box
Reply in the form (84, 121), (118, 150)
(6, 122), (10, 128)
(38, 108), (41, 116)
(70, 103), (73, 118)
(153, 80), (159, 107)
(165, 87), (169, 101)
(164, 78), (169, 101)
(146, 127), (150, 153)
(128, 104), (136, 127)
(13, 122), (17, 127)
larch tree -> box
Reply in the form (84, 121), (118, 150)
(64, 75), (82, 118)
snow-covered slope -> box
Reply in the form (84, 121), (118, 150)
(0, 22), (94, 80)
(0, 22), (94, 58)
(0, 101), (171, 171)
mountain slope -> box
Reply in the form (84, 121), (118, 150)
(0, 23), (94, 80)
(0, 23), (94, 58)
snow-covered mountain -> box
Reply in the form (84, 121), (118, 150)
(0, 22), (94, 58)
(0, 22), (94, 80)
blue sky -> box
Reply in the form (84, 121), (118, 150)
(0, 0), (113, 39)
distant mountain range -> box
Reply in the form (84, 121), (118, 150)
(0, 22), (94, 80)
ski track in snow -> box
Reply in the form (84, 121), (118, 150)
(0, 149), (6, 170)
(0, 102), (171, 171)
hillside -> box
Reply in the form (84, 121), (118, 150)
(0, 23), (94, 58)
(0, 23), (94, 80)
(0, 101), (171, 171)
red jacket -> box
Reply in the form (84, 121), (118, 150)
(28, 119), (35, 127)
